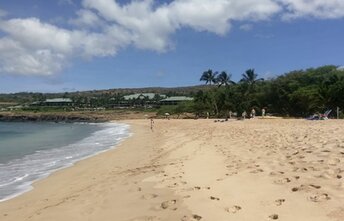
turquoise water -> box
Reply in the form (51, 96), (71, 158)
(0, 122), (130, 202)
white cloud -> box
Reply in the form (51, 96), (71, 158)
(0, 38), (65, 76)
(69, 9), (105, 27)
(82, 0), (280, 49)
(278, 0), (344, 20)
(0, 17), (131, 75)
(0, 0), (344, 76)
(0, 18), (73, 54)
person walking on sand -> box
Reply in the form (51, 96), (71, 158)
(251, 108), (256, 118)
(262, 108), (266, 117)
(242, 111), (247, 120)
(150, 118), (154, 131)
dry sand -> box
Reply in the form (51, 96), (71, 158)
(0, 119), (343, 221)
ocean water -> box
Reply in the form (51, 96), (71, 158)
(0, 122), (130, 202)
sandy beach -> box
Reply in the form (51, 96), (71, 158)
(0, 119), (343, 221)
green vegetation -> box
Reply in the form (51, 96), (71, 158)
(156, 102), (195, 118)
(1, 65), (343, 119)
(0, 86), (205, 110)
(193, 65), (344, 118)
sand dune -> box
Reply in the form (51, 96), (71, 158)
(0, 119), (343, 221)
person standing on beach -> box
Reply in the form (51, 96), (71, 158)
(150, 118), (154, 131)
(262, 108), (266, 117)
(242, 111), (247, 119)
(251, 108), (256, 118)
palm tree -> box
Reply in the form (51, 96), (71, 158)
(200, 69), (218, 85)
(240, 69), (264, 94)
(216, 71), (236, 87)
(240, 69), (264, 86)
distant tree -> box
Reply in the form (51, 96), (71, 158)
(200, 69), (218, 85)
(33, 93), (46, 102)
(63, 92), (69, 98)
(240, 69), (264, 86)
(216, 71), (236, 87)
(240, 69), (264, 95)
(318, 74), (344, 110)
(194, 90), (215, 116)
(153, 94), (162, 103)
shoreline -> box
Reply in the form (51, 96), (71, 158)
(0, 119), (343, 221)
(0, 122), (131, 203)
(0, 110), (158, 123)
(0, 121), (191, 220)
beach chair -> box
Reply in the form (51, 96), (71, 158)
(307, 109), (332, 120)
(307, 114), (319, 120)
(320, 109), (332, 120)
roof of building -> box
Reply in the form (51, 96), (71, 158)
(123, 93), (166, 100)
(160, 96), (194, 102)
(45, 98), (73, 103)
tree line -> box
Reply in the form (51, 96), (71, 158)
(191, 65), (344, 118)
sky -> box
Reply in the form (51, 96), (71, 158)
(0, 0), (343, 93)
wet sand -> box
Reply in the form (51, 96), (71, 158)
(0, 119), (343, 221)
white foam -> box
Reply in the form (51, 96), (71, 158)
(0, 122), (130, 202)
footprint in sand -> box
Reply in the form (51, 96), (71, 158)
(225, 205), (242, 214)
(300, 168), (308, 172)
(328, 158), (340, 166)
(250, 168), (264, 174)
(274, 178), (291, 184)
(292, 184), (322, 193)
(181, 214), (202, 221)
(298, 155), (305, 159)
(309, 184), (321, 189)
(161, 200), (177, 209)
(141, 194), (158, 200)
(275, 199), (285, 206)
(308, 193), (331, 202)
(292, 151), (299, 155)
(210, 196), (220, 201)
(269, 171), (284, 176)
(269, 214), (279, 220)
(291, 187), (299, 192)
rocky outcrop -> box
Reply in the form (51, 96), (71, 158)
(0, 112), (104, 123)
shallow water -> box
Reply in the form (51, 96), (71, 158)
(0, 122), (130, 202)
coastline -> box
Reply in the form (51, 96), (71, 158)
(0, 119), (191, 221)
(0, 122), (130, 203)
(0, 119), (343, 221)
(0, 111), (158, 123)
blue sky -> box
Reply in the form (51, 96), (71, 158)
(0, 0), (343, 93)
